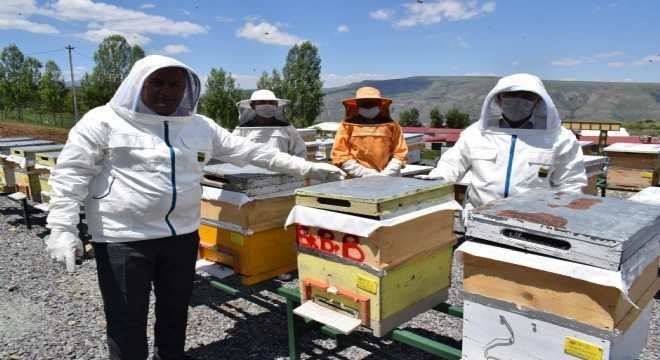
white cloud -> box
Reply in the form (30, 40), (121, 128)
(323, 73), (390, 88)
(607, 62), (625, 68)
(551, 58), (582, 66)
(39, 0), (207, 43)
(630, 54), (660, 65)
(215, 15), (233, 22)
(394, 0), (496, 28)
(511, 61), (519, 66)
(456, 36), (468, 48)
(235, 20), (306, 46)
(141, 3), (155, 9)
(370, 9), (394, 21)
(0, 0), (59, 34)
(75, 28), (151, 46)
(336, 25), (349, 34)
(155, 44), (191, 55)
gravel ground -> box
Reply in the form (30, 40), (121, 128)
(0, 189), (658, 359)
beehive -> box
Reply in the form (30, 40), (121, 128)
(466, 189), (659, 271)
(404, 133), (424, 164)
(296, 243), (454, 337)
(201, 163), (303, 197)
(13, 168), (43, 202)
(297, 128), (317, 142)
(35, 151), (61, 168)
(461, 299), (653, 360)
(582, 155), (607, 195)
(198, 220), (297, 285)
(0, 139), (54, 162)
(604, 143), (660, 190)
(0, 164), (16, 193)
(457, 241), (659, 331)
(295, 176), (454, 219)
(9, 144), (65, 169)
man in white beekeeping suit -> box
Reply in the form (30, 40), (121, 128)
(419, 73), (587, 225)
(44, 55), (344, 359)
(232, 89), (307, 157)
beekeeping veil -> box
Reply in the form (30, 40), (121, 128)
(235, 89), (291, 126)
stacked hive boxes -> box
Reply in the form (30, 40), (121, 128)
(404, 133), (424, 164)
(0, 139), (53, 193)
(34, 151), (61, 205)
(2, 142), (63, 201)
(582, 155), (607, 195)
(197, 164), (304, 285)
(297, 128), (320, 162)
(457, 189), (659, 359)
(604, 143), (660, 190)
(288, 176), (461, 337)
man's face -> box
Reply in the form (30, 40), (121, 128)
(140, 67), (186, 115)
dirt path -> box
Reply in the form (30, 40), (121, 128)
(0, 122), (70, 144)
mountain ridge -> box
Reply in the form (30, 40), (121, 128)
(318, 76), (660, 124)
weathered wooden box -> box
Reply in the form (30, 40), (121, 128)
(0, 164), (17, 188)
(297, 128), (317, 142)
(461, 299), (653, 360)
(295, 176), (454, 219)
(198, 220), (297, 285)
(465, 189), (660, 271)
(404, 133), (424, 164)
(296, 243), (454, 337)
(9, 144), (65, 169)
(201, 191), (295, 233)
(202, 163), (304, 197)
(604, 143), (660, 189)
(0, 139), (54, 163)
(295, 207), (456, 273)
(457, 241), (659, 331)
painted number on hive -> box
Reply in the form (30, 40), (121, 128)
(296, 225), (366, 263)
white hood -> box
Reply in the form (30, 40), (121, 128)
(109, 55), (201, 118)
(479, 73), (561, 134)
(235, 98), (291, 126)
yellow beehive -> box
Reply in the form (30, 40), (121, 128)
(13, 169), (43, 202)
(296, 208), (455, 272)
(297, 242), (455, 337)
(0, 164), (17, 192)
(201, 194), (295, 233)
(198, 221), (297, 285)
(35, 151), (61, 167)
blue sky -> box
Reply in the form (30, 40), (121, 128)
(2, 0), (659, 89)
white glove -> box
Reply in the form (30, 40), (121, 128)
(46, 231), (83, 273)
(307, 162), (346, 182)
(415, 167), (446, 181)
(380, 158), (403, 177)
(341, 159), (379, 178)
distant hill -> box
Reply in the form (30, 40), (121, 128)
(318, 76), (660, 125)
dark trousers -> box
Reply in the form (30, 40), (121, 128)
(93, 231), (200, 360)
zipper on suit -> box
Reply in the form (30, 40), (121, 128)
(164, 121), (177, 236)
(504, 135), (517, 198)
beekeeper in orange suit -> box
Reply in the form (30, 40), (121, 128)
(331, 87), (408, 178)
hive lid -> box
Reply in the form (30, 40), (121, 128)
(201, 163), (303, 197)
(466, 189), (660, 271)
(295, 176), (454, 218)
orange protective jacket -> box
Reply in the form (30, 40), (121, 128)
(331, 119), (408, 172)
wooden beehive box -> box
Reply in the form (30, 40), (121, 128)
(404, 133), (424, 164)
(297, 128), (317, 142)
(35, 151), (61, 168)
(202, 163), (304, 197)
(14, 168), (43, 202)
(627, 186), (660, 206)
(295, 207), (456, 273)
(0, 139), (54, 162)
(198, 220), (297, 285)
(296, 243), (454, 337)
(0, 165), (16, 192)
(9, 144), (64, 169)
(604, 143), (660, 189)
(466, 189), (659, 271)
(201, 188), (295, 233)
(461, 299), (653, 360)
(295, 176), (454, 219)
(457, 240), (659, 332)
(305, 140), (320, 162)
(582, 155), (607, 196)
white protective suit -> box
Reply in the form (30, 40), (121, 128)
(232, 98), (307, 157)
(429, 73), (587, 224)
(46, 55), (342, 243)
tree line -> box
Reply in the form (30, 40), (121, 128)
(1, 35), (470, 130)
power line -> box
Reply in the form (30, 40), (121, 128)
(73, 49), (94, 61)
(25, 48), (67, 56)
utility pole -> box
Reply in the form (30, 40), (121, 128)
(66, 45), (79, 123)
